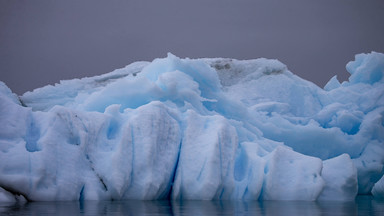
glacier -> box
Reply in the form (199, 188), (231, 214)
(0, 52), (384, 202)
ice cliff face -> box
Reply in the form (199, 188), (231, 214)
(0, 52), (383, 202)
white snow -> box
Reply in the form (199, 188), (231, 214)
(0, 52), (383, 201)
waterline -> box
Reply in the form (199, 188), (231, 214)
(1, 196), (383, 215)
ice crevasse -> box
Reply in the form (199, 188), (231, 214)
(0, 52), (384, 202)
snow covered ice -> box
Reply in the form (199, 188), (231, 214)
(0, 52), (384, 202)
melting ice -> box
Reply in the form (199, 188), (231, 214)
(0, 52), (384, 202)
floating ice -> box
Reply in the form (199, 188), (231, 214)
(0, 52), (383, 201)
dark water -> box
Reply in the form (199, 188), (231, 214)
(1, 196), (383, 216)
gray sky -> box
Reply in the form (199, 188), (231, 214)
(1, 0), (384, 95)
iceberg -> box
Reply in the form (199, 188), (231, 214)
(0, 52), (383, 201)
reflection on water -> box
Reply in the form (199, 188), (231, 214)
(1, 196), (383, 215)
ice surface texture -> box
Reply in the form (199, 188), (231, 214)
(0, 52), (383, 201)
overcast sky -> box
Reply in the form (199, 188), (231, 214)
(1, 0), (384, 95)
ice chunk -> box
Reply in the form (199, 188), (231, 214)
(353, 141), (384, 194)
(346, 52), (384, 85)
(261, 146), (324, 201)
(116, 102), (181, 200)
(258, 116), (366, 160)
(0, 99), (181, 201)
(324, 75), (341, 91)
(223, 65), (323, 117)
(0, 187), (16, 203)
(232, 142), (266, 200)
(372, 175), (384, 199)
(0, 81), (21, 105)
(20, 61), (149, 111)
(172, 110), (238, 200)
(318, 154), (358, 201)
(206, 58), (287, 87)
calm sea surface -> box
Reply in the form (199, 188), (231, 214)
(1, 196), (383, 215)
